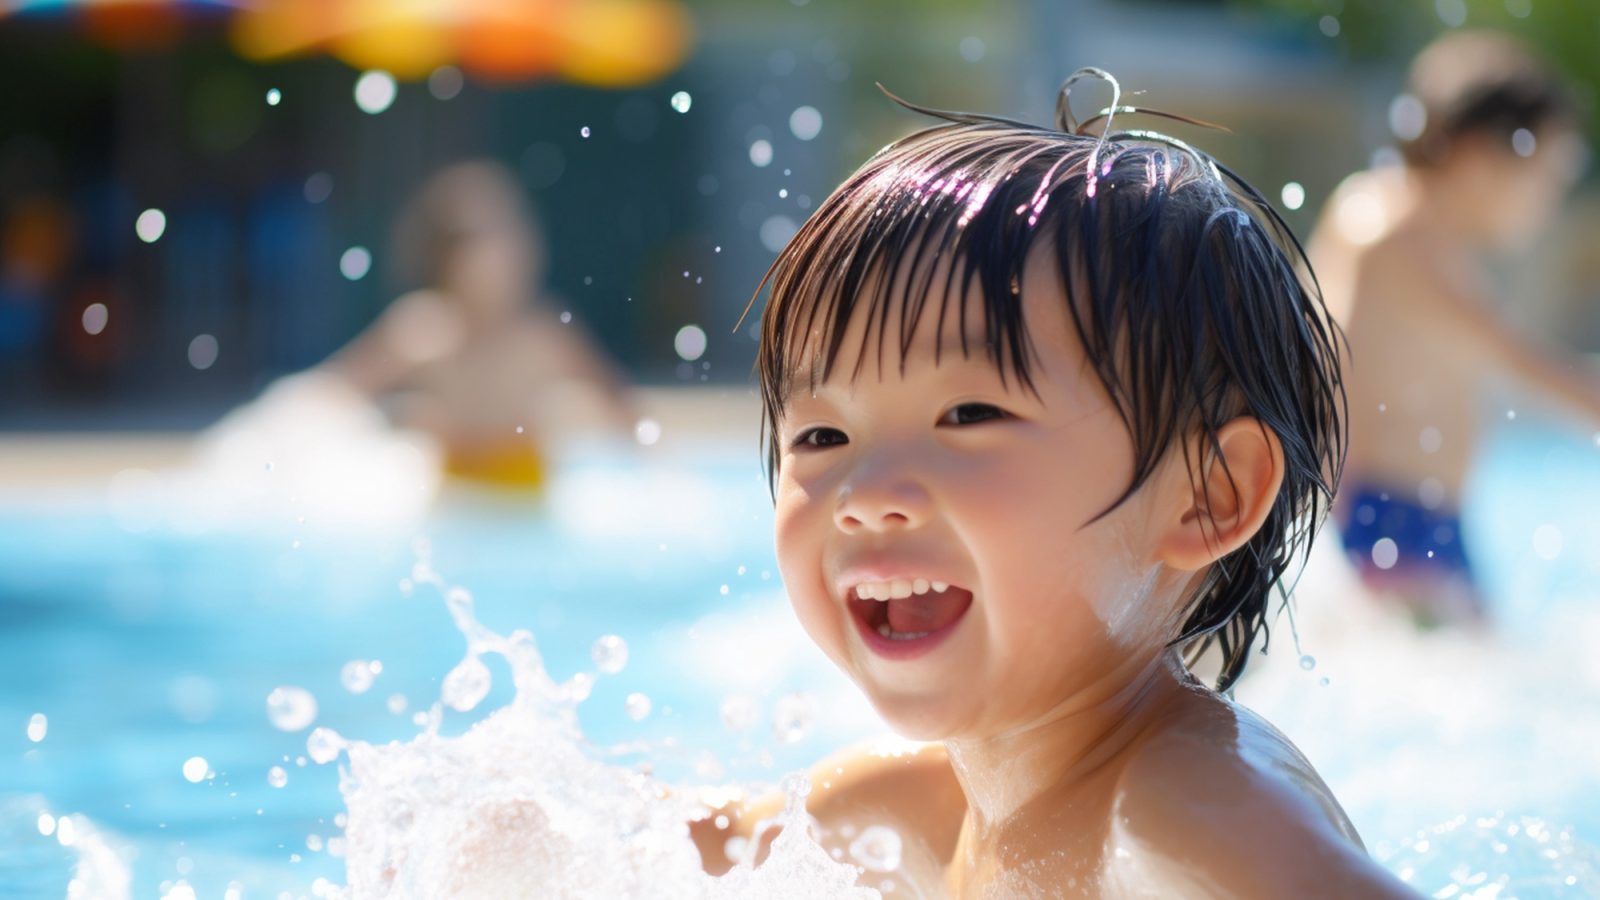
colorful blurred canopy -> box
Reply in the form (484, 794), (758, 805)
(1, 0), (694, 86)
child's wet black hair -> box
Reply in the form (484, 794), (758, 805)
(746, 70), (1347, 692)
(1400, 30), (1580, 167)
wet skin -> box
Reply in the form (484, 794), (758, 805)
(698, 246), (1421, 898)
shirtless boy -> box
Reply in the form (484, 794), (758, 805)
(1309, 32), (1599, 623)
(693, 73), (1420, 898)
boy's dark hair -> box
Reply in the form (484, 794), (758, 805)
(1401, 30), (1578, 167)
(749, 71), (1346, 692)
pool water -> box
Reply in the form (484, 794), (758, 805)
(2, 424), (1599, 897)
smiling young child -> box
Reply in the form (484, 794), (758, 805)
(692, 72), (1421, 898)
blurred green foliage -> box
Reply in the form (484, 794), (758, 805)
(1232, 0), (1600, 117)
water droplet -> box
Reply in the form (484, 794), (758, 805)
(265, 88), (281, 106)
(635, 418), (662, 446)
(442, 654), (491, 711)
(267, 766), (288, 788)
(1319, 676), (1330, 687)
(135, 208), (166, 243)
(1512, 128), (1537, 158)
(772, 692), (815, 743)
(591, 634), (629, 673)
(1533, 524), (1563, 560)
(580, 126), (592, 138)
(182, 756), (209, 783)
(1281, 182), (1305, 211)
(306, 727), (344, 764)
(674, 324), (708, 361)
(720, 695), (759, 732)
(850, 824), (904, 872)
(559, 310), (572, 323)
(353, 70), (397, 115)
(427, 65), (463, 101)
(789, 106), (823, 141)
(340, 246), (372, 280)
(749, 139), (773, 167)
(266, 686), (318, 731)
(340, 659), (378, 694)
(670, 91), (692, 113)
(625, 692), (652, 721)
(1318, 14), (1340, 37)
(1299, 654), (1316, 671)
(26, 713), (46, 742)
(1371, 537), (1400, 570)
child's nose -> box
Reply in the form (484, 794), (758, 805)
(833, 471), (930, 534)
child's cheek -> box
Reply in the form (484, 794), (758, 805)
(772, 487), (851, 669)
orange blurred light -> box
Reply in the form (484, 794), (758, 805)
(80, 1), (187, 50)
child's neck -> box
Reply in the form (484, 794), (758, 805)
(943, 649), (1192, 835)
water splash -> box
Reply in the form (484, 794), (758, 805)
(327, 555), (880, 897)
(1379, 813), (1600, 897)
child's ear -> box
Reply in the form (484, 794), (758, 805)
(1155, 418), (1285, 572)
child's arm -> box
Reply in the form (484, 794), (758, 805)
(690, 739), (966, 876)
(1375, 242), (1600, 425)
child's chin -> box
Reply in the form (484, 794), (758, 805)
(868, 696), (960, 742)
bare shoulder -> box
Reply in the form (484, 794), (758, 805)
(1108, 691), (1419, 899)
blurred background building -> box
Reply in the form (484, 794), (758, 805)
(0, 0), (1594, 430)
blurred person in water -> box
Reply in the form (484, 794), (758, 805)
(1308, 31), (1599, 626)
(320, 159), (635, 488)
(684, 71), (1419, 897)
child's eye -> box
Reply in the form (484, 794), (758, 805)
(793, 427), (848, 449)
(940, 403), (1008, 426)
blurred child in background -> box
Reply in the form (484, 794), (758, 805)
(1310, 31), (1599, 625)
(323, 160), (635, 488)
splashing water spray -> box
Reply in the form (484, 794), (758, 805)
(324, 541), (879, 898)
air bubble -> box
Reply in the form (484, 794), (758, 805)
(341, 659), (379, 694)
(182, 756), (209, 783)
(670, 91), (692, 113)
(1299, 654), (1316, 671)
(266, 686), (318, 731)
(591, 634), (629, 673)
(306, 727), (344, 764)
(268, 766), (288, 788)
(849, 825), (904, 872)
(625, 692), (652, 721)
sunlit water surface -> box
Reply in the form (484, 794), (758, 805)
(3, 423), (1599, 897)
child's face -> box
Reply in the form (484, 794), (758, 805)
(772, 249), (1189, 741)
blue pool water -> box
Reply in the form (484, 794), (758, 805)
(2, 424), (1599, 897)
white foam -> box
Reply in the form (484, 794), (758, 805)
(331, 560), (880, 898)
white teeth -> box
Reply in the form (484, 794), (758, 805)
(853, 578), (953, 601)
(875, 623), (930, 641)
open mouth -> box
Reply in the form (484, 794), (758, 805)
(846, 580), (974, 659)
